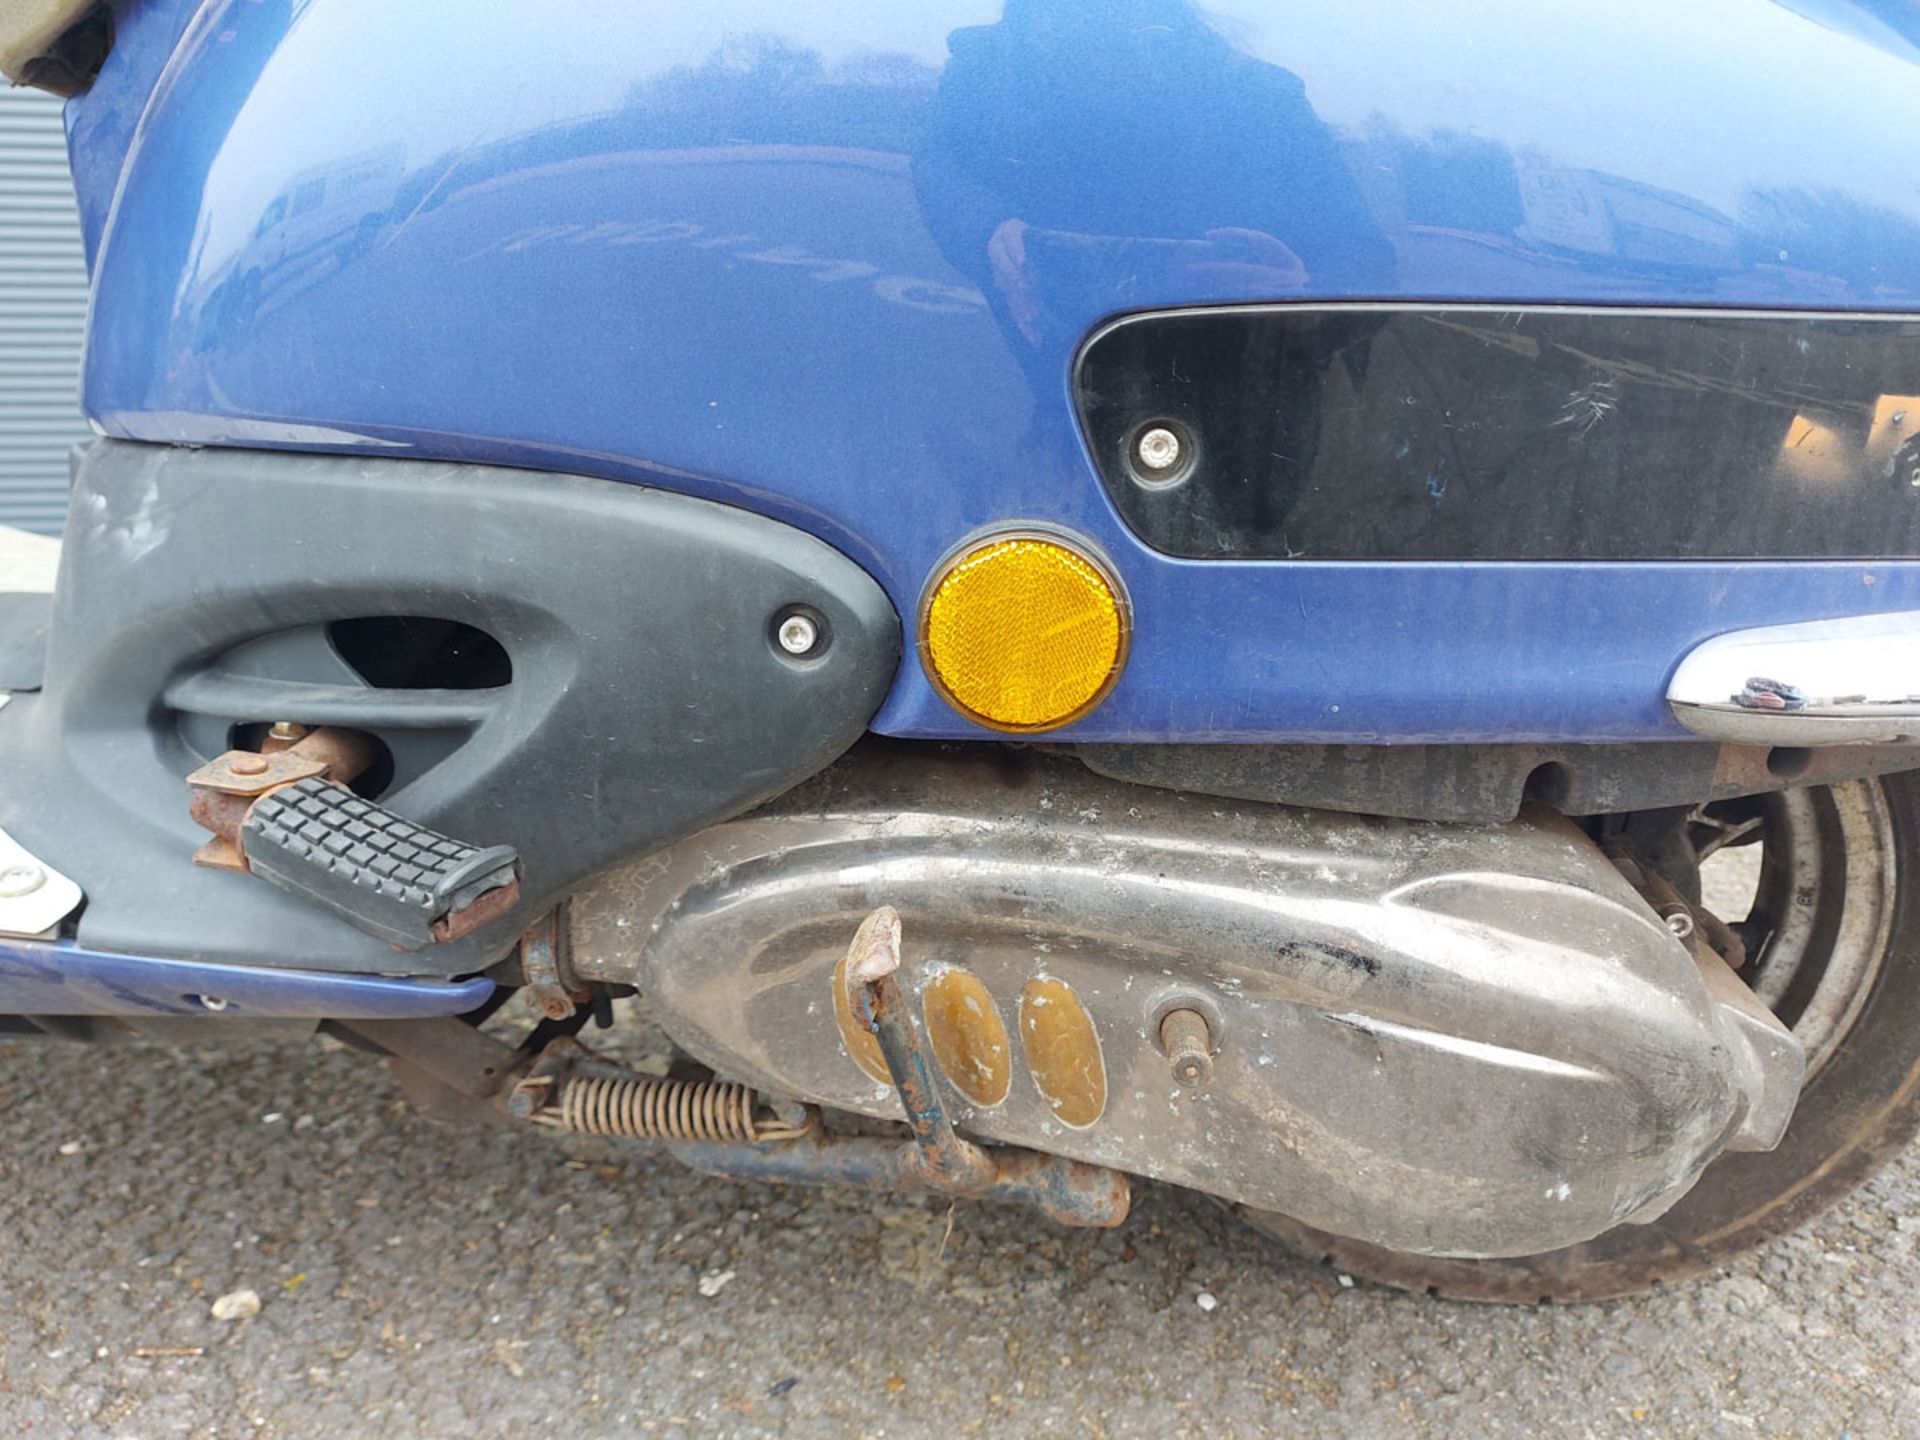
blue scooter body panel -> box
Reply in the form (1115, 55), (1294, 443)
(68, 0), (1920, 742)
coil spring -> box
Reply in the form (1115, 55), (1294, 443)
(550, 1074), (797, 1143)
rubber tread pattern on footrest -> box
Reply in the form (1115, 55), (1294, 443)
(242, 777), (520, 949)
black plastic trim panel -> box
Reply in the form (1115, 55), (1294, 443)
(1074, 304), (1920, 561)
(0, 441), (899, 977)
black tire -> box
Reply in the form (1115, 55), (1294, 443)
(1238, 771), (1920, 1302)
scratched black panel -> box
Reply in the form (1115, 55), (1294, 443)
(1073, 306), (1920, 559)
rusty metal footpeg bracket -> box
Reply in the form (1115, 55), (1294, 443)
(185, 727), (521, 950)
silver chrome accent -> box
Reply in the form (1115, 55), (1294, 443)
(1134, 425), (1183, 472)
(1669, 611), (1920, 745)
(775, 612), (819, 656)
(571, 748), (1803, 1260)
(0, 824), (81, 938)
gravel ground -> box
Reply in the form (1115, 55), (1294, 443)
(1, 1005), (1917, 1440)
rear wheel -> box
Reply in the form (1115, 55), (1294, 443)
(1238, 772), (1920, 1302)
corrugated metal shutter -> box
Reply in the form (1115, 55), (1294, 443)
(0, 85), (90, 536)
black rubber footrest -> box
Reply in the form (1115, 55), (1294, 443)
(242, 777), (520, 949)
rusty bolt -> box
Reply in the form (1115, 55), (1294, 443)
(1160, 1007), (1215, 1089)
(227, 753), (269, 776)
(540, 994), (574, 1021)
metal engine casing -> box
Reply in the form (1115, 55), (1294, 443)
(574, 748), (1802, 1258)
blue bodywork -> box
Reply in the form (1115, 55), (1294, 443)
(0, 938), (492, 1018)
(66, 0), (1920, 743)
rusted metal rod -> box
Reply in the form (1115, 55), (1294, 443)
(670, 1125), (1132, 1228)
(844, 906), (999, 1193)
(825, 904), (1130, 1224)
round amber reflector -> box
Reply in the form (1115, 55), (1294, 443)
(920, 532), (1129, 732)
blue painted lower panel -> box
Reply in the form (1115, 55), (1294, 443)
(874, 558), (1920, 744)
(0, 939), (494, 1019)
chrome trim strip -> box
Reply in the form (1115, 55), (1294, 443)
(1668, 611), (1920, 745)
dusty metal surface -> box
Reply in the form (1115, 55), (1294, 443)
(665, 895), (1133, 1222)
(576, 746), (1804, 1258)
(611, 939), (1136, 1226)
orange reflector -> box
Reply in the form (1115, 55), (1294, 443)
(920, 531), (1129, 732)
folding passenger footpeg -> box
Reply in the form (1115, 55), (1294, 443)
(186, 727), (520, 950)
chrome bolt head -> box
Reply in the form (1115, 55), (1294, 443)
(1664, 908), (1696, 940)
(776, 612), (820, 656)
(1135, 426), (1183, 472)
(0, 862), (45, 898)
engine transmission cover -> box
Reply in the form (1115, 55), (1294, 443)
(574, 747), (1802, 1258)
